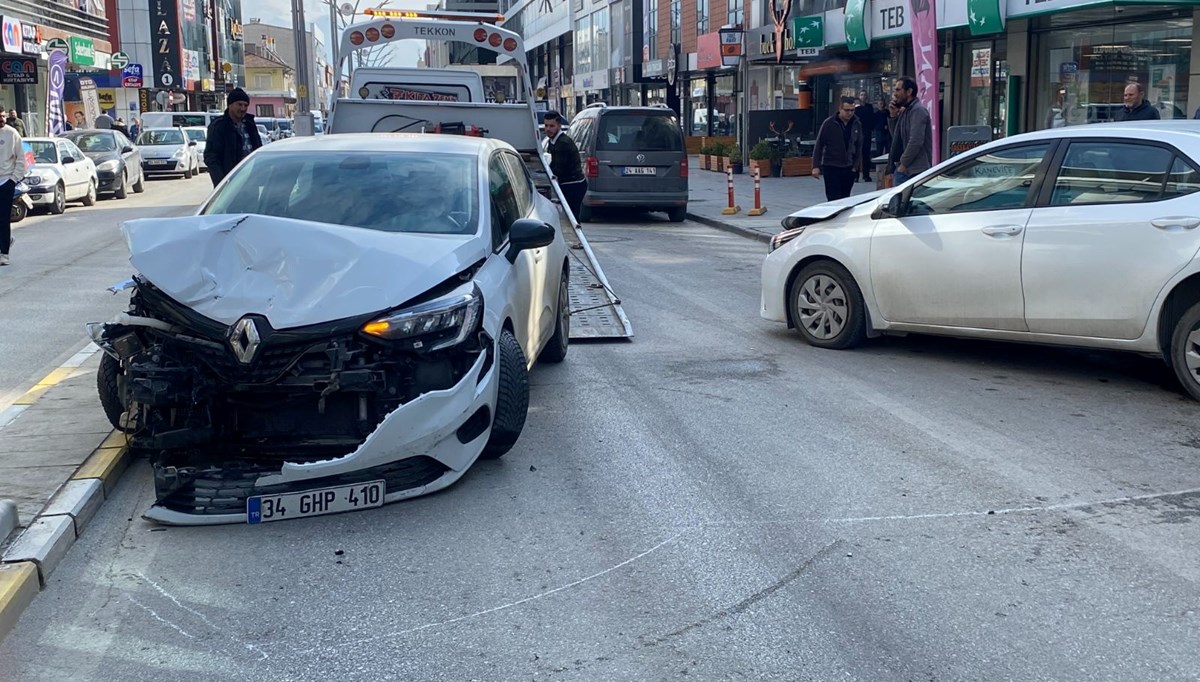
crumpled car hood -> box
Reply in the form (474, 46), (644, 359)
(122, 213), (487, 330)
(781, 188), (889, 228)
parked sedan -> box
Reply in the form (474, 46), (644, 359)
(762, 121), (1200, 400)
(183, 126), (208, 170)
(61, 128), (145, 199)
(137, 127), (199, 179)
(89, 133), (570, 524)
(21, 137), (98, 214)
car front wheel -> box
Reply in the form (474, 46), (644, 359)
(539, 268), (570, 363)
(788, 261), (867, 350)
(49, 183), (66, 214)
(1169, 300), (1200, 401)
(482, 330), (530, 459)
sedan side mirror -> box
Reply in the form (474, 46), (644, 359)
(188, 141), (197, 147)
(62, 156), (75, 164)
(122, 146), (134, 153)
(506, 218), (556, 263)
(873, 192), (907, 219)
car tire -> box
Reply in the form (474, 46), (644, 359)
(788, 260), (867, 350)
(482, 330), (530, 459)
(81, 180), (97, 206)
(114, 172), (129, 199)
(1169, 300), (1200, 401)
(578, 204), (593, 223)
(133, 172), (145, 193)
(49, 183), (66, 214)
(667, 206), (687, 222)
(97, 353), (131, 432)
(184, 166), (193, 179)
(10, 200), (26, 223)
(539, 268), (570, 364)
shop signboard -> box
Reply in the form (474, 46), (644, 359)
(149, 0), (184, 90)
(967, 0), (1005, 35)
(46, 49), (67, 136)
(69, 36), (95, 66)
(0, 56), (37, 85)
(970, 48), (992, 87)
(1, 16), (22, 54)
(844, 0), (870, 52)
(110, 51), (130, 70)
(122, 63), (144, 88)
(20, 23), (40, 56)
(946, 125), (990, 157)
(909, 0), (941, 165)
(697, 32), (723, 70)
(719, 28), (742, 68)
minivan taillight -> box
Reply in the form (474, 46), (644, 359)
(586, 156), (599, 177)
(680, 155), (688, 178)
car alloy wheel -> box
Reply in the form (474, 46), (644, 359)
(796, 274), (849, 340)
(788, 261), (867, 350)
(50, 183), (66, 214)
(1169, 300), (1200, 401)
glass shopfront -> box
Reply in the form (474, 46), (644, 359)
(958, 38), (1009, 139)
(1034, 7), (1192, 129)
(687, 76), (708, 135)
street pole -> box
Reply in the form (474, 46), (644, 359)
(292, 0), (314, 135)
(740, 29), (749, 167)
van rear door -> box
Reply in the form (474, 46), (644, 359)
(592, 111), (686, 195)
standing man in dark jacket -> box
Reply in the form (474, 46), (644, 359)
(1116, 83), (1160, 122)
(890, 77), (933, 185)
(812, 97), (862, 202)
(543, 111), (587, 220)
(204, 88), (263, 186)
(854, 92), (875, 183)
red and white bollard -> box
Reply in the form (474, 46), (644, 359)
(721, 164), (741, 215)
(747, 164), (767, 216)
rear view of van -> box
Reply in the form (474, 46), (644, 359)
(570, 105), (688, 222)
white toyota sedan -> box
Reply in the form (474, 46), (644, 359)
(89, 134), (571, 524)
(762, 121), (1200, 400)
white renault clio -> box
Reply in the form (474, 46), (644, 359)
(762, 121), (1200, 400)
(89, 133), (571, 524)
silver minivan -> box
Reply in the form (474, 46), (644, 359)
(568, 105), (689, 222)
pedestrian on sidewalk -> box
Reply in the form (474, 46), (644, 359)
(543, 111), (587, 220)
(855, 92), (875, 183)
(890, 77), (933, 185)
(1116, 82), (1160, 122)
(204, 88), (263, 187)
(0, 114), (27, 266)
(812, 96), (863, 202)
(6, 110), (25, 136)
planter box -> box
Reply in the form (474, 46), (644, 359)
(781, 157), (812, 176)
(715, 156), (726, 173)
(685, 136), (705, 155)
(725, 157), (742, 174)
(700, 154), (712, 171)
(749, 159), (772, 177)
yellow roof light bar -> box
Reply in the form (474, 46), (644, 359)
(362, 8), (505, 23)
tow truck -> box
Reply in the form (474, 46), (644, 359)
(326, 8), (632, 340)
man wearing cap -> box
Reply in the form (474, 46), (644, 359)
(204, 88), (263, 186)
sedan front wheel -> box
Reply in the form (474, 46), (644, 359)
(788, 261), (867, 350)
(1169, 300), (1200, 401)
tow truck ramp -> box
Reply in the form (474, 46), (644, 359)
(561, 216), (633, 340)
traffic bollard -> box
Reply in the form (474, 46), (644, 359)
(721, 164), (741, 215)
(747, 165), (767, 216)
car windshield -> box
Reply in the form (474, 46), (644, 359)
(66, 132), (116, 152)
(24, 141), (57, 164)
(277, 121), (293, 131)
(202, 150), (479, 235)
(186, 128), (207, 141)
(597, 113), (683, 151)
(138, 130), (183, 145)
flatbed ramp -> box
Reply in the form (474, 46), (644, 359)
(561, 216), (633, 340)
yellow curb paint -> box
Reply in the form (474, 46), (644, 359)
(72, 446), (129, 492)
(11, 385), (52, 406)
(10, 365), (89, 406)
(0, 562), (39, 642)
(98, 431), (129, 451)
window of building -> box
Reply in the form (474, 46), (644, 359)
(647, 0), (658, 59)
(254, 74), (273, 90)
(671, 0), (681, 45)
(727, 0), (743, 28)
(593, 8), (610, 72)
(256, 104), (275, 117)
(696, 0), (708, 35)
(576, 14), (593, 74)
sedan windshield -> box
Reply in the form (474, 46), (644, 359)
(138, 130), (183, 146)
(66, 132), (116, 153)
(185, 128), (207, 141)
(24, 141), (56, 164)
(202, 151), (479, 234)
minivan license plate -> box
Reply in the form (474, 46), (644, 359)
(623, 166), (657, 176)
(246, 480), (385, 524)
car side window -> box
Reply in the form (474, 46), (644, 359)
(501, 152), (534, 218)
(574, 118), (593, 152)
(1163, 156), (1200, 201)
(1050, 142), (1174, 206)
(489, 154), (521, 251)
(908, 143), (1051, 215)
(57, 142), (73, 161)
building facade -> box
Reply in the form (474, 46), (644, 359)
(244, 20), (331, 114)
(245, 39), (295, 119)
(501, 0), (575, 115)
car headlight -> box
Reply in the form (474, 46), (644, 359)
(171, 149), (185, 159)
(769, 227), (806, 253)
(361, 282), (482, 351)
(24, 175), (42, 186)
(97, 159), (120, 172)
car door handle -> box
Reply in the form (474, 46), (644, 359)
(1152, 217), (1200, 231)
(981, 225), (1024, 237)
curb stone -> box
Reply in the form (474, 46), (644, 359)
(0, 563), (38, 641)
(0, 501), (17, 543)
(686, 212), (772, 244)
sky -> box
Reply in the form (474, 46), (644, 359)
(253, 0), (432, 69)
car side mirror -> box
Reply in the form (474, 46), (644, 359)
(62, 156), (75, 164)
(873, 192), (907, 219)
(506, 218), (555, 263)
(122, 146), (134, 153)
(188, 141), (197, 147)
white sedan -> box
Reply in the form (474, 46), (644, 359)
(762, 121), (1200, 400)
(88, 133), (571, 524)
(21, 137), (98, 213)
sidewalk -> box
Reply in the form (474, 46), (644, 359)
(686, 155), (877, 242)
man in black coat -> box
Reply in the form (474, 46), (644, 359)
(543, 111), (587, 221)
(811, 97), (863, 202)
(205, 88), (263, 186)
(1115, 82), (1160, 122)
(854, 91), (875, 182)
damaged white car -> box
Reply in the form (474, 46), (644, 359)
(88, 134), (571, 525)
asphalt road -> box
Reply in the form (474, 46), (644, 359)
(0, 173), (214, 409)
(3, 212), (1200, 681)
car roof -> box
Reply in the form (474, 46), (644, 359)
(260, 133), (511, 155)
(23, 137), (58, 143)
(977, 120), (1200, 152)
(580, 106), (679, 116)
(61, 129), (113, 134)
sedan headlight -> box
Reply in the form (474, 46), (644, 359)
(361, 282), (482, 351)
(171, 149), (185, 159)
(769, 227), (806, 253)
(24, 175), (42, 186)
(96, 159), (120, 172)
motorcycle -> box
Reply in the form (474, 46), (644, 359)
(10, 182), (31, 223)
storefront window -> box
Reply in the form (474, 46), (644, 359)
(1036, 10), (1192, 130)
(775, 67), (800, 110)
(688, 77), (708, 135)
(960, 39), (1008, 139)
(749, 67), (771, 111)
(715, 74), (736, 138)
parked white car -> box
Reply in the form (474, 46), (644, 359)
(89, 133), (571, 524)
(183, 126), (208, 170)
(762, 121), (1200, 400)
(21, 137), (99, 214)
(136, 127), (200, 179)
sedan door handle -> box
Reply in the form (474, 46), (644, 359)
(1152, 217), (1200, 231)
(981, 224), (1024, 237)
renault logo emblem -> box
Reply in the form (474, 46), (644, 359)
(636, 153), (646, 163)
(229, 317), (262, 365)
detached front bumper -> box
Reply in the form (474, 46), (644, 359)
(142, 349), (499, 525)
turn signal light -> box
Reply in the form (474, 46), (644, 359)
(586, 156), (599, 177)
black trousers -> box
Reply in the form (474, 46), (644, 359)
(560, 179), (588, 221)
(0, 179), (13, 255)
(860, 140), (874, 180)
(821, 166), (856, 202)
